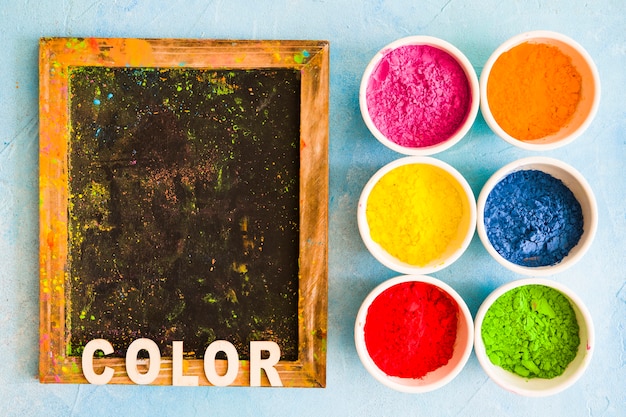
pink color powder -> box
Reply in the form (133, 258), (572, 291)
(366, 44), (472, 148)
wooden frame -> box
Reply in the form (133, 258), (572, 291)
(39, 38), (328, 387)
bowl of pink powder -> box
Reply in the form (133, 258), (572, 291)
(360, 36), (479, 155)
(355, 275), (474, 393)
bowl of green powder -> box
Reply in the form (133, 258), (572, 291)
(474, 278), (594, 397)
(480, 30), (601, 151)
(476, 156), (597, 276)
(358, 156), (476, 275)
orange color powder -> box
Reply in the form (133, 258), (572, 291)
(487, 42), (582, 141)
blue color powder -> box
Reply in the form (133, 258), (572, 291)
(484, 169), (584, 267)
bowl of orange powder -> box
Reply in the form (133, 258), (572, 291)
(357, 156), (476, 274)
(480, 30), (600, 150)
(355, 275), (474, 393)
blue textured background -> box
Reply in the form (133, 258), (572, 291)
(1, 1), (624, 415)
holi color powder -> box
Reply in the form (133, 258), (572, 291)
(483, 169), (584, 267)
(364, 281), (459, 378)
(365, 44), (471, 148)
(66, 66), (301, 360)
(481, 284), (580, 379)
(365, 163), (467, 266)
(487, 42), (582, 141)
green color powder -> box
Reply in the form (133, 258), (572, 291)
(481, 284), (580, 379)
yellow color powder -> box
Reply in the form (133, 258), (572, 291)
(366, 163), (466, 266)
(487, 42), (582, 141)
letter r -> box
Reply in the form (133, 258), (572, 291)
(249, 341), (283, 387)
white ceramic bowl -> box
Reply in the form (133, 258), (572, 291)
(474, 278), (594, 397)
(358, 156), (476, 275)
(480, 30), (600, 150)
(476, 156), (597, 276)
(360, 36), (479, 155)
(355, 275), (474, 393)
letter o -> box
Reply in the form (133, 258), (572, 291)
(203, 340), (239, 386)
(125, 338), (161, 385)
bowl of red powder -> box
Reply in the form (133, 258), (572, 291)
(358, 156), (476, 274)
(360, 36), (479, 155)
(355, 275), (474, 393)
(476, 156), (598, 276)
(480, 30), (601, 150)
(474, 278), (594, 397)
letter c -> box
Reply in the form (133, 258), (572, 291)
(82, 339), (114, 385)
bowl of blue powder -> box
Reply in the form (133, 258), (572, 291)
(476, 157), (597, 275)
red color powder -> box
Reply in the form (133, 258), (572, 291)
(366, 44), (471, 148)
(364, 281), (459, 378)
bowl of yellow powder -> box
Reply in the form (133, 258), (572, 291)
(358, 156), (476, 274)
(480, 30), (600, 150)
(474, 278), (594, 397)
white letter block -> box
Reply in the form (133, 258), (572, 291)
(125, 338), (161, 385)
(204, 340), (239, 387)
(249, 341), (283, 387)
(172, 341), (199, 386)
(82, 339), (114, 385)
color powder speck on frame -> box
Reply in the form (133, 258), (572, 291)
(365, 44), (472, 148)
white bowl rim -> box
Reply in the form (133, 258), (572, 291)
(479, 30), (601, 151)
(358, 156), (477, 275)
(355, 274), (475, 393)
(359, 35), (480, 156)
(476, 156), (598, 276)
(473, 277), (595, 397)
